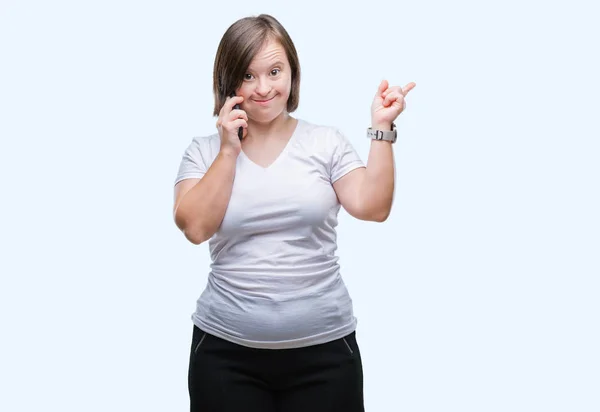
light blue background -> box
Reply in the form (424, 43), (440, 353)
(1, 0), (598, 411)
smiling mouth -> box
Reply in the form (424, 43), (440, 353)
(253, 96), (275, 103)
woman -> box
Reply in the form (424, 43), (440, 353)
(173, 13), (415, 412)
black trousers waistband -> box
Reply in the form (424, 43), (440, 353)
(188, 325), (365, 412)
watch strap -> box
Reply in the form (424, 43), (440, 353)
(367, 123), (397, 143)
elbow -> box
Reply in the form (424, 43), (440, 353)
(174, 209), (210, 245)
(367, 201), (393, 222)
(371, 208), (391, 222)
(183, 229), (208, 245)
(349, 201), (392, 222)
(372, 197), (394, 222)
(182, 224), (211, 245)
(355, 189), (394, 222)
(351, 206), (391, 222)
(373, 213), (390, 223)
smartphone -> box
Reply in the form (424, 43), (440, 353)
(229, 92), (244, 141)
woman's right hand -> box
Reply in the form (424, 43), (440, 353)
(216, 95), (248, 155)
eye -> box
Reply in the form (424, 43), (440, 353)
(244, 73), (254, 81)
(270, 68), (281, 76)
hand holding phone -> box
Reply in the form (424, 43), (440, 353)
(215, 93), (247, 153)
(230, 92), (244, 141)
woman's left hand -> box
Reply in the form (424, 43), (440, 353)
(370, 79), (416, 130)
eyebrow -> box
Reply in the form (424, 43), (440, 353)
(247, 60), (286, 72)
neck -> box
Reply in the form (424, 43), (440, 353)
(247, 112), (294, 141)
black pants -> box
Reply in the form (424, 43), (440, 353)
(188, 325), (365, 412)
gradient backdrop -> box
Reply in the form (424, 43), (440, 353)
(1, 1), (598, 411)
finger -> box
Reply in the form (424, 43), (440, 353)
(228, 95), (244, 110)
(219, 95), (230, 114)
(220, 95), (244, 116)
(227, 118), (248, 133)
(376, 79), (388, 96)
(382, 86), (403, 98)
(402, 82), (416, 95)
(383, 91), (404, 107)
(230, 109), (248, 122)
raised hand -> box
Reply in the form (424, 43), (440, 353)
(371, 79), (416, 130)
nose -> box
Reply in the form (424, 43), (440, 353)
(255, 78), (272, 97)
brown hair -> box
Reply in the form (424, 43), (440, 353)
(212, 14), (301, 116)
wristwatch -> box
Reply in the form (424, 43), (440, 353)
(367, 123), (397, 143)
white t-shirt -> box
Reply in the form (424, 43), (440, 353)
(174, 118), (365, 349)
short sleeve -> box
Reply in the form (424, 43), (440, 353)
(330, 128), (365, 183)
(174, 137), (208, 186)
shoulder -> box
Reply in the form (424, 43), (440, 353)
(184, 132), (220, 153)
(180, 132), (221, 162)
(295, 118), (347, 150)
(296, 118), (340, 138)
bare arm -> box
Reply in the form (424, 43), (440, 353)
(173, 148), (239, 244)
(333, 139), (394, 222)
(173, 95), (247, 244)
(333, 80), (415, 222)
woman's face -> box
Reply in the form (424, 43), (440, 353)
(236, 38), (292, 124)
